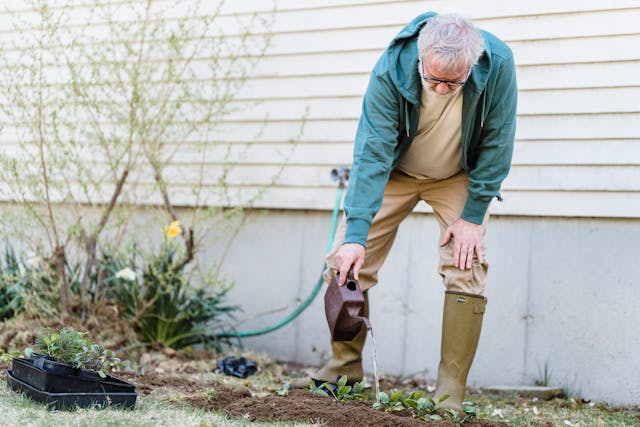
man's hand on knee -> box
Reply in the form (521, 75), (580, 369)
(440, 218), (485, 270)
(334, 243), (365, 285)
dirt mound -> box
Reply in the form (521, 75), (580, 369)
(184, 388), (508, 427)
(121, 368), (509, 426)
(212, 389), (430, 426)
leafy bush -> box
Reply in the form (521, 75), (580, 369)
(0, 223), (239, 353)
(0, 246), (23, 321)
(0, 245), (62, 321)
(103, 229), (238, 350)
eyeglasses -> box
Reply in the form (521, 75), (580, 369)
(420, 60), (471, 91)
(421, 74), (468, 89)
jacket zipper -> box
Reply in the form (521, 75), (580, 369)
(462, 91), (481, 170)
(404, 99), (410, 136)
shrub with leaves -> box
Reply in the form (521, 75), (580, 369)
(105, 227), (238, 350)
(0, 245), (63, 322)
(0, 246), (24, 321)
(0, 0), (280, 323)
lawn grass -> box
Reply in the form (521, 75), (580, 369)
(0, 379), (314, 427)
(470, 392), (640, 426)
(0, 360), (638, 427)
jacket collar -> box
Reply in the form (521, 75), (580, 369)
(464, 31), (493, 95)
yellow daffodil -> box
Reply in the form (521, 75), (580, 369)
(165, 220), (182, 238)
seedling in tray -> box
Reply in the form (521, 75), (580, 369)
(30, 328), (126, 377)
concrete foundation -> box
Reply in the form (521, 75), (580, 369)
(204, 210), (640, 406)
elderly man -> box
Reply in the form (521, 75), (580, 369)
(296, 12), (517, 411)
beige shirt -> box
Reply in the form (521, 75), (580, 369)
(397, 87), (463, 180)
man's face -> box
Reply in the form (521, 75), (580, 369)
(420, 55), (470, 95)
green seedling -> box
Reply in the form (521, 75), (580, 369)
(331, 375), (365, 401)
(309, 379), (331, 397)
(308, 376), (365, 401)
(275, 383), (290, 397)
(205, 388), (218, 401)
(412, 394), (450, 420)
(372, 390), (461, 421)
(373, 389), (424, 411)
(441, 401), (482, 423)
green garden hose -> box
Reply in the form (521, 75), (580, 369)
(217, 172), (347, 339)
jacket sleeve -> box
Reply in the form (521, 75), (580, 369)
(343, 70), (400, 246)
(462, 54), (518, 224)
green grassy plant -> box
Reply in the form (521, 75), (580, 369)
(105, 240), (238, 351)
(0, 246), (24, 321)
(0, 245), (66, 322)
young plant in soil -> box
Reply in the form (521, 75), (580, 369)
(411, 394), (452, 421)
(373, 389), (428, 412)
(442, 403), (480, 424)
(308, 375), (365, 401)
(31, 328), (126, 377)
(373, 389), (481, 422)
(275, 383), (290, 397)
(204, 388), (218, 401)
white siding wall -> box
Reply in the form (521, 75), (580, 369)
(1, 0), (638, 216)
(220, 0), (640, 218)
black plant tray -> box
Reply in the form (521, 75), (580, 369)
(32, 354), (78, 376)
(6, 370), (137, 410)
(11, 357), (135, 394)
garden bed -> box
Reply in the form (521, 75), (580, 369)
(123, 369), (507, 426)
(3, 354), (640, 426)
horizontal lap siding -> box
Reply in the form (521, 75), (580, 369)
(0, 1), (638, 218)
(239, 0), (640, 218)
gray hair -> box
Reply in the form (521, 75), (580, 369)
(417, 14), (484, 73)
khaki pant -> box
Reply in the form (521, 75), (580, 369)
(325, 170), (488, 295)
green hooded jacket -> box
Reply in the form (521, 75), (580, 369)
(343, 12), (518, 246)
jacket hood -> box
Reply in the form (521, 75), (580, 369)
(385, 12), (493, 105)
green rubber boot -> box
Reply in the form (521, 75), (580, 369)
(434, 291), (487, 411)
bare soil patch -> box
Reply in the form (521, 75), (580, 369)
(125, 370), (507, 426)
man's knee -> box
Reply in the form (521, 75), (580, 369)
(440, 259), (488, 295)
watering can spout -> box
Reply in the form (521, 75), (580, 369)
(358, 316), (372, 331)
(324, 271), (371, 341)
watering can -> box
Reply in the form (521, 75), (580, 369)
(324, 271), (371, 341)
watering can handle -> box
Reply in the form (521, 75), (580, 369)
(335, 268), (357, 284)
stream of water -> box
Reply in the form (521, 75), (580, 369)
(367, 327), (380, 405)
